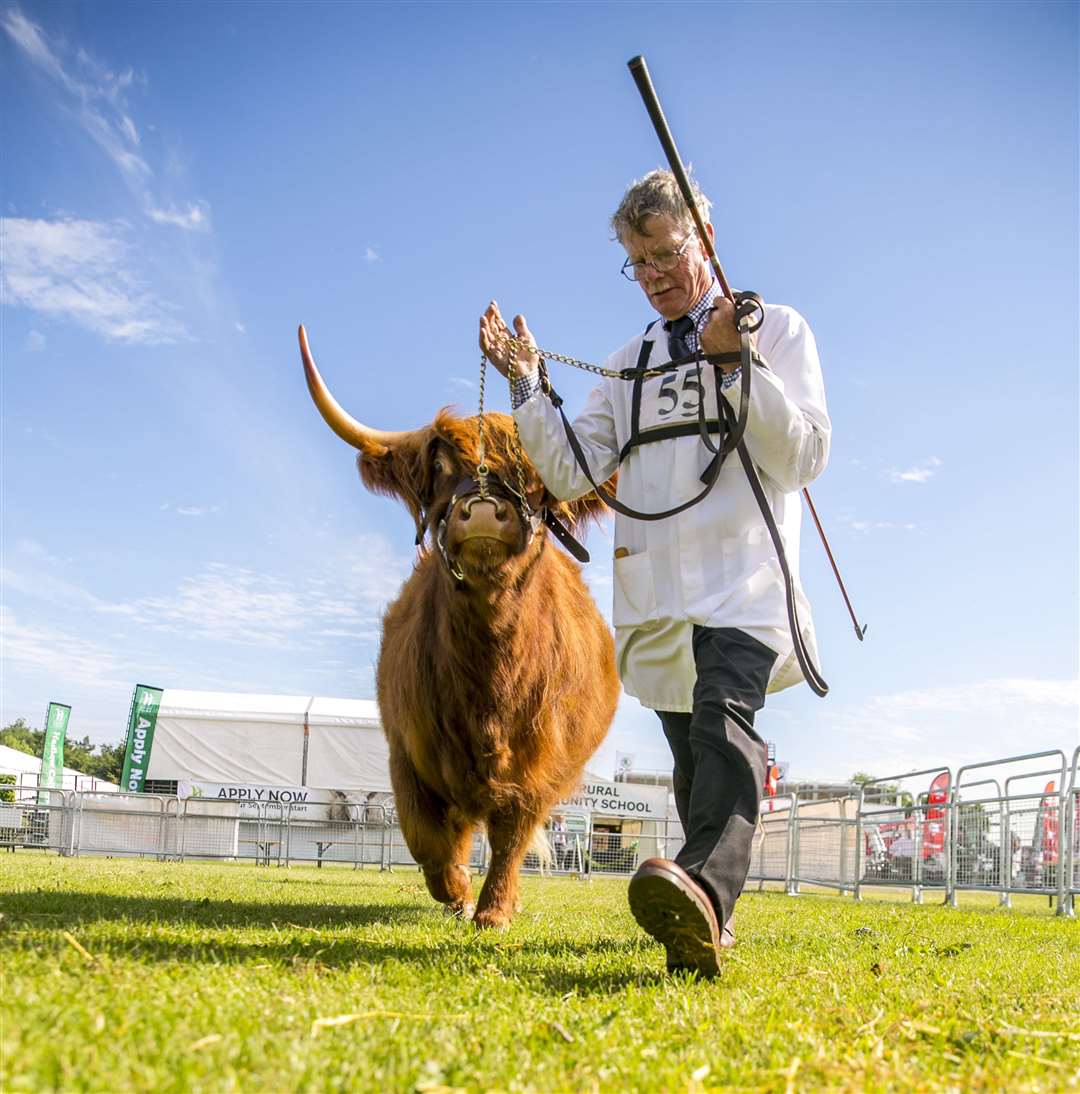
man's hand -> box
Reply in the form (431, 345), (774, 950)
(479, 301), (540, 379)
(699, 297), (753, 373)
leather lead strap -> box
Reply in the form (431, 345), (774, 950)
(543, 510), (590, 563)
(734, 441), (829, 697)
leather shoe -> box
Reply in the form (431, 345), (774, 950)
(628, 858), (723, 978)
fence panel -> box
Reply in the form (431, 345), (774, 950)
(177, 797), (245, 861)
(748, 797), (795, 891)
(72, 792), (170, 858)
(856, 768), (952, 903)
(952, 750), (1068, 913)
(283, 804), (387, 868)
(791, 798), (858, 892)
(0, 788), (70, 854)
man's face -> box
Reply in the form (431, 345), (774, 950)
(621, 213), (713, 321)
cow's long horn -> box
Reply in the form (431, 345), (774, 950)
(298, 325), (415, 456)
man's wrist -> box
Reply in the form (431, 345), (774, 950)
(509, 369), (542, 409)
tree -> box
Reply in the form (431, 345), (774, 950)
(0, 718), (44, 757)
(1, 719), (125, 783)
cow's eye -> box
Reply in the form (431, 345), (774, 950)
(433, 457), (447, 477)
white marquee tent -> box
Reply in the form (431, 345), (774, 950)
(129, 689), (668, 829)
(145, 690), (391, 793)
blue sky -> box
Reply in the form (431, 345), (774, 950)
(3, 0), (1077, 784)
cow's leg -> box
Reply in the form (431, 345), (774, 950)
(390, 751), (476, 916)
(474, 809), (538, 930)
(419, 822), (476, 919)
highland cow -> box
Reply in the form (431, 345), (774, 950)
(299, 326), (619, 928)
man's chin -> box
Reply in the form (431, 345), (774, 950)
(650, 290), (685, 319)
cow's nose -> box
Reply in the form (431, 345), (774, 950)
(461, 495), (509, 523)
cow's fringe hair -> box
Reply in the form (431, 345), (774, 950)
(430, 408), (611, 533)
(356, 408), (613, 541)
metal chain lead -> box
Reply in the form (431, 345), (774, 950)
(475, 353), (490, 498)
(477, 347), (532, 511)
(496, 331), (615, 377)
(492, 330), (681, 380)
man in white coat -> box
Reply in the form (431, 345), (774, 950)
(479, 170), (830, 976)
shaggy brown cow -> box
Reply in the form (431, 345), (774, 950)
(299, 326), (620, 929)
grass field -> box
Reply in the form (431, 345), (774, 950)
(1, 857), (1078, 1092)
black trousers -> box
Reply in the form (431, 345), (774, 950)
(657, 627), (776, 929)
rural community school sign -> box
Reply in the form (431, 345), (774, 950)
(557, 777), (668, 820)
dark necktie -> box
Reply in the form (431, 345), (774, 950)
(666, 315), (694, 362)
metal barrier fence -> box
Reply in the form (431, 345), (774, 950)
(748, 796), (796, 893)
(1066, 747), (1079, 915)
(0, 787), (72, 854)
(3, 746), (1076, 917)
(952, 750), (1070, 914)
(791, 798), (857, 894)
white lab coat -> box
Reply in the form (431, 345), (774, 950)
(514, 302), (831, 712)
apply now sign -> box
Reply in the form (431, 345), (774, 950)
(121, 685), (163, 793)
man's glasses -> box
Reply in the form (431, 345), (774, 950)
(620, 233), (696, 282)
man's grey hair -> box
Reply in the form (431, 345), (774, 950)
(610, 168), (712, 243)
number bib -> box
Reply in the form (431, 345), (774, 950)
(615, 332), (734, 467)
(636, 361), (721, 434)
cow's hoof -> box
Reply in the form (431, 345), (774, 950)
(444, 901), (475, 920)
(472, 908), (511, 931)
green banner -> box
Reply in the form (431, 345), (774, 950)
(38, 702), (71, 801)
(121, 685), (163, 793)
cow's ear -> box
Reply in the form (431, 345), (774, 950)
(355, 429), (435, 521)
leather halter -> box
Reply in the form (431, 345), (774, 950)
(434, 471), (544, 584)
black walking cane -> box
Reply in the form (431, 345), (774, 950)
(627, 55), (868, 644)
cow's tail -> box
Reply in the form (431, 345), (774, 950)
(528, 823), (554, 875)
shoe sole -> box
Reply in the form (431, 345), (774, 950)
(628, 869), (721, 978)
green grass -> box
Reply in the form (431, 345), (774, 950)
(1, 857), (1077, 1092)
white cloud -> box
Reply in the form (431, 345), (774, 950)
(121, 552), (405, 647)
(363, 246), (380, 263)
(2, 8), (207, 234)
(0, 605), (133, 692)
(5, 533), (411, 653)
(1, 8), (151, 185)
(234, 321), (246, 335)
(147, 201), (211, 232)
(1, 216), (187, 343)
(174, 505), (220, 517)
(24, 329), (46, 351)
(887, 457), (942, 484)
(810, 677), (1079, 778)
(119, 114), (139, 146)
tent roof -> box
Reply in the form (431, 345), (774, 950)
(159, 690), (381, 728)
(0, 743), (119, 791)
(0, 744), (43, 774)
